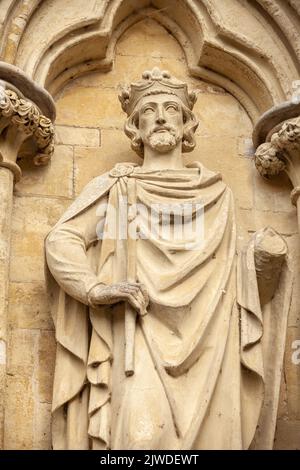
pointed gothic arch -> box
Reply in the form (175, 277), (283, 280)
(1, 0), (299, 122)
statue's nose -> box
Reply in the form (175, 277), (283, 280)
(155, 107), (166, 125)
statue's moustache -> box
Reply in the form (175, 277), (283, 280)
(147, 125), (177, 137)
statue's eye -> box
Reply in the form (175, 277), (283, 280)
(166, 104), (179, 113)
(142, 106), (155, 114)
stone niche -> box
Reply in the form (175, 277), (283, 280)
(1, 9), (300, 450)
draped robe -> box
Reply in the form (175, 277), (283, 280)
(45, 162), (291, 450)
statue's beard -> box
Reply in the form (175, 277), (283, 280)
(146, 126), (181, 153)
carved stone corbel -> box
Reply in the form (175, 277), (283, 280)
(0, 73), (55, 182)
(0, 61), (56, 449)
(253, 101), (300, 223)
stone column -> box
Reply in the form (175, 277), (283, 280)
(0, 62), (55, 448)
(253, 101), (300, 230)
(252, 101), (300, 448)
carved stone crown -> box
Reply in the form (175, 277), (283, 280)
(118, 67), (197, 115)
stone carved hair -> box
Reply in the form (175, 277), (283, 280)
(124, 102), (199, 158)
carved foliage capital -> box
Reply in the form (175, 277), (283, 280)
(254, 142), (286, 178)
(0, 85), (55, 171)
(254, 116), (300, 179)
(272, 117), (300, 151)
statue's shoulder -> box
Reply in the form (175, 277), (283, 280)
(56, 171), (116, 227)
(187, 161), (224, 186)
(54, 162), (139, 227)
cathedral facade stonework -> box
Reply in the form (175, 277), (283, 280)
(0, 0), (300, 450)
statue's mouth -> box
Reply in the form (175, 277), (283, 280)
(154, 127), (172, 133)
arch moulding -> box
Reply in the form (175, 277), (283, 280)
(1, 0), (300, 123)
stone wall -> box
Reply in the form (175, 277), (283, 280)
(0, 2), (300, 450)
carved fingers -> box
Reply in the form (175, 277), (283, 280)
(88, 281), (149, 316)
(115, 282), (149, 316)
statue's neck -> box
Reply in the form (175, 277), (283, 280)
(141, 144), (184, 171)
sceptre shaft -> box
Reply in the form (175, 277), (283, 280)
(125, 178), (137, 376)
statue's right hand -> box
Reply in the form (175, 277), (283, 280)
(88, 282), (149, 316)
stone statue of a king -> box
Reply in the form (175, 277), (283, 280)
(45, 68), (292, 450)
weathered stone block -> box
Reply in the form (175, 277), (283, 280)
(72, 56), (212, 94)
(253, 171), (293, 213)
(186, 137), (253, 209)
(0, 364), (5, 448)
(237, 208), (298, 236)
(116, 18), (186, 60)
(33, 402), (52, 450)
(274, 419), (300, 450)
(9, 197), (70, 282)
(8, 282), (53, 330)
(7, 329), (38, 376)
(55, 125), (100, 147)
(16, 145), (74, 198)
(238, 137), (255, 158)
(194, 93), (252, 138)
(56, 87), (124, 128)
(74, 129), (141, 194)
(38, 330), (56, 404)
(4, 374), (34, 449)
(277, 372), (288, 420)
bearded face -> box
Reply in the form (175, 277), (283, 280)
(147, 124), (181, 152)
(137, 94), (184, 154)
